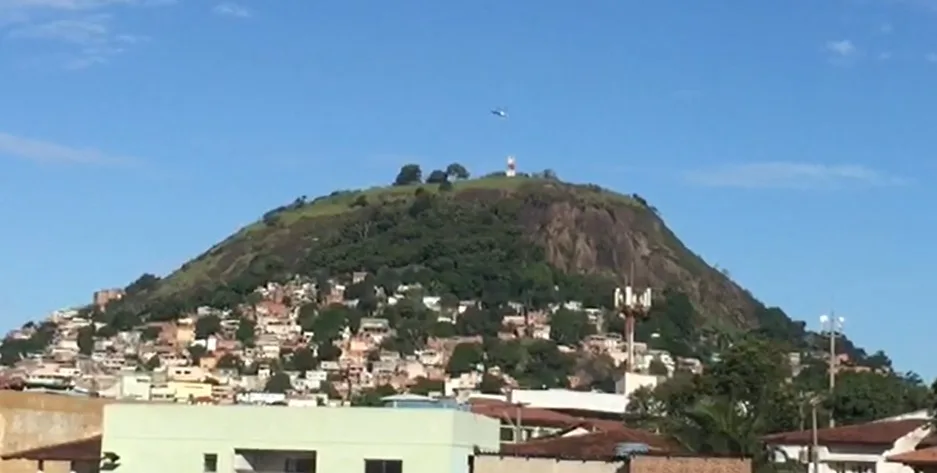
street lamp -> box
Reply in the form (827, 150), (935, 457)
(819, 313), (845, 427)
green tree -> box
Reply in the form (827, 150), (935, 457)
(577, 354), (617, 393)
(479, 373), (506, 394)
(409, 377), (444, 395)
(357, 293), (379, 316)
(393, 164), (422, 186)
(827, 371), (932, 425)
(662, 396), (775, 463)
(195, 314), (221, 339)
(352, 384), (397, 406)
(140, 325), (161, 341)
(291, 347), (317, 373)
(264, 372), (292, 393)
(439, 293), (460, 310)
(513, 339), (573, 388)
(77, 325), (95, 356)
(309, 304), (350, 343)
(426, 169), (448, 184)
(235, 319), (256, 347)
(446, 343), (484, 375)
(707, 336), (791, 407)
(316, 343), (342, 362)
(626, 385), (668, 430)
(125, 273), (160, 294)
(455, 307), (500, 337)
(344, 279), (375, 300)
(548, 308), (594, 347)
(648, 358), (669, 376)
(445, 163), (470, 179)
(635, 337), (801, 471)
(864, 350), (893, 370)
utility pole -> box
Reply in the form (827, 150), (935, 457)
(811, 398), (819, 473)
(819, 313), (845, 427)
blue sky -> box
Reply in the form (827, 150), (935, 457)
(0, 0), (934, 377)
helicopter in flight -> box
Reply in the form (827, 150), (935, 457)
(490, 108), (508, 118)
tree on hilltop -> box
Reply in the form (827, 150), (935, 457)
(445, 163), (470, 180)
(426, 169), (448, 184)
(393, 164), (422, 186)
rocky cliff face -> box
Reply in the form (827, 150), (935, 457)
(510, 186), (759, 329)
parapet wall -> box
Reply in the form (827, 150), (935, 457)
(0, 391), (111, 473)
(631, 456), (752, 473)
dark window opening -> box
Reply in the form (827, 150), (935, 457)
(203, 453), (218, 473)
(285, 456), (317, 473)
(364, 459), (403, 473)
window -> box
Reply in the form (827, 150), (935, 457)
(364, 459), (402, 473)
(203, 454), (218, 473)
(285, 456), (317, 473)
(499, 426), (515, 442)
(829, 462), (873, 473)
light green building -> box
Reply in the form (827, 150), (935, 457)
(100, 403), (500, 473)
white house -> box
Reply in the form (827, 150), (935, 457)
(763, 413), (935, 473)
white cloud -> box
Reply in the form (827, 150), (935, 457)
(9, 14), (108, 42)
(685, 162), (906, 190)
(0, 0), (168, 68)
(823, 40), (860, 66)
(212, 2), (250, 18)
(0, 131), (137, 165)
(826, 39), (857, 57)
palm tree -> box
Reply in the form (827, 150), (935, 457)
(659, 396), (797, 473)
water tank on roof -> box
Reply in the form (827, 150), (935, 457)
(379, 394), (470, 411)
(614, 443), (650, 458)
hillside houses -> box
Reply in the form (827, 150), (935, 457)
(0, 273), (707, 407)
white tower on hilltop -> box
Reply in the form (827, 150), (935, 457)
(506, 155), (516, 177)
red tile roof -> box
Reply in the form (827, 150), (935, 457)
(889, 446), (937, 466)
(469, 399), (585, 428)
(1, 435), (102, 461)
(500, 429), (680, 460)
(763, 419), (926, 446)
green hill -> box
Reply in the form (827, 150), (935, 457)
(109, 170), (828, 357)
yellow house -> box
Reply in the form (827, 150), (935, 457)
(167, 366), (207, 383)
(167, 381), (213, 403)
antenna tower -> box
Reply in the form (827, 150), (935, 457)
(614, 263), (652, 375)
